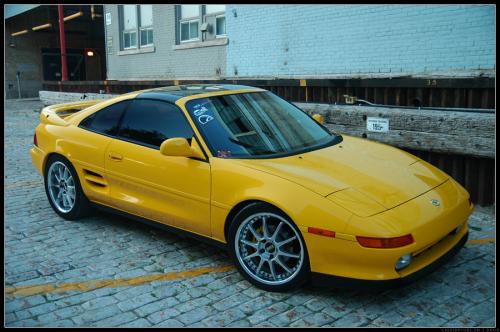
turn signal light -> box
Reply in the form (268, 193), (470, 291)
(356, 234), (414, 248)
(33, 133), (38, 147)
(308, 227), (336, 238)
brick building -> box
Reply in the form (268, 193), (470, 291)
(101, 4), (495, 81)
(103, 5), (227, 80)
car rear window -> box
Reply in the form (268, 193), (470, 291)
(79, 101), (130, 136)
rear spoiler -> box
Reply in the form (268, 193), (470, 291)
(40, 99), (105, 126)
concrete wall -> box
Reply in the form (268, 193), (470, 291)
(38, 91), (117, 106)
(226, 4), (496, 79)
(4, 25), (43, 99)
(104, 5), (227, 80)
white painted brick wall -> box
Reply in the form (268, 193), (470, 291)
(226, 4), (495, 78)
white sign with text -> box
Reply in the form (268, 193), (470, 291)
(366, 117), (389, 132)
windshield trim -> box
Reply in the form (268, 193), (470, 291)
(227, 134), (343, 160)
(184, 91), (343, 160)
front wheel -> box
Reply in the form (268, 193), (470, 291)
(44, 155), (91, 220)
(228, 202), (310, 292)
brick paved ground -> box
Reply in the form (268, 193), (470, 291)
(4, 99), (496, 327)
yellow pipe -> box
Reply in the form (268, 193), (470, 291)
(11, 30), (29, 37)
(91, 5), (102, 19)
(63, 11), (83, 22)
(32, 23), (52, 31)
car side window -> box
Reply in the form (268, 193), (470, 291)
(116, 99), (194, 148)
(79, 101), (130, 136)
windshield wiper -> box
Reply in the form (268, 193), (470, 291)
(228, 137), (276, 155)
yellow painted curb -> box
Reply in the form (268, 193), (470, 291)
(466, 237), (495, 245)
(6, 265), (235, 298)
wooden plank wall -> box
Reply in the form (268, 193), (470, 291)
(405, 149), (495, 207)
(42, 77), (495, 109)
(264, 86), (495, 109)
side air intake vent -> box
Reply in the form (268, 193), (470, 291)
(83, 169), (106, 187)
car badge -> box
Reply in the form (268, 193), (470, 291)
(430, 199), (440, 206)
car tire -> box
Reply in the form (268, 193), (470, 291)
(228, 202), (310, 292)
(44, 154), (91, 220)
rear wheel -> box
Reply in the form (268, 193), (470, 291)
(228, 202), (310, 292)
(44, 155), (91, 220)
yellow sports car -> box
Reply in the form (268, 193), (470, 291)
(30, 85), (472, 292)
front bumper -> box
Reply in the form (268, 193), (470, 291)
(303, 177), (472, 281)
(310, 231), (468, 290)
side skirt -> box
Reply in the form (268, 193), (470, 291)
(90, 202), (229, 251)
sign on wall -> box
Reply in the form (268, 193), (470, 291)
(105, 12), (111, 25)
(366, 117), (389, 132)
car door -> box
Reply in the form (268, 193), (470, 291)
(104, 98), (212, 236)
(73, 100), (130, 204)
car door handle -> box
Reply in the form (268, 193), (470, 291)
(108, 152), (123, 161)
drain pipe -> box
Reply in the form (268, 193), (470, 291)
(16, 71), (21, 99)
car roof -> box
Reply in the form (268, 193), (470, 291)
(135, 84), (262, 103)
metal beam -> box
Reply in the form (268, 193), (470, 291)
(58, 5), (68, 81)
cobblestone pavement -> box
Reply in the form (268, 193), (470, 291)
(4, 99), (496, 327)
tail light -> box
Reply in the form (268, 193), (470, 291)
(356, 234), (414, 249)
(33, 133), (38, 147)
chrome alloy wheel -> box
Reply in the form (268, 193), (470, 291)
(235, 212), (305, 286)
(47, 161), (76, 213)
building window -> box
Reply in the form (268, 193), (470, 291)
(180, 5), (200, 42)
(139, 5), (154, 47)
(120, 5), (154, 50)
(177, 5), (226, 43)
(206, 5), (226, 37)
(122, 5), (137, 49)
(215, 15), (226, 37)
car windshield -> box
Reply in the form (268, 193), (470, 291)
(185, 91), (340, 158)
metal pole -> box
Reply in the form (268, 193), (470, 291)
(16, 71), (22, 99)
(58, 5), (68, 81)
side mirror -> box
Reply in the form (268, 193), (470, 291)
(312, 114), (325, 125)
(160, 137), (205, 160)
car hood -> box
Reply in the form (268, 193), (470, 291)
(235, 136), (449, 217)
